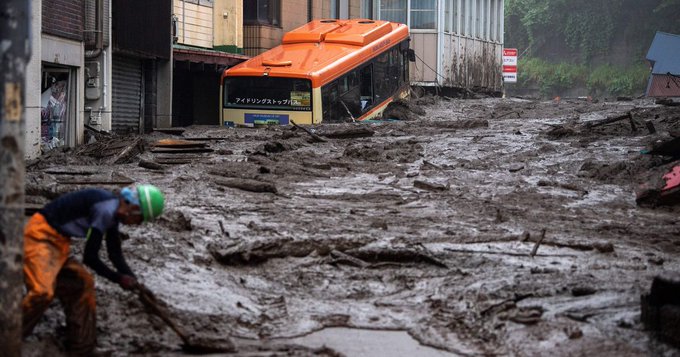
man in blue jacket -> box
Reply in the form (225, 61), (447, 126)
(22, 184), (165, 355)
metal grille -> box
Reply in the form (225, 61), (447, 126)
(112, 56), (143, 134)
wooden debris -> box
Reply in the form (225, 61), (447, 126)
(645, 120), (657, 134)
(218, 221), (229, 237)
(530, 229), (547, 257)
(413, 180), (449, 191)
(153, 158), (194, 165)
(330, 250), (370, 268)
(495, 111), (522, 119)
(656, 98), (680, 107)
(629, 113), (638, 132)
(107, 137), (144, 164)
(85, 124), (112, 135)
(151, 147), (214, 154)
(648, 136), (680, 158)
(139, 159), (165, 171)
(153, 139), (208, 148)
(444, 247), (577, 258)
(182, 137), (227, 141)
(57, 179), (134, 185)
(290, 120), (327, 143)
(153, 127), (186, 135)
(213, 177), (277, 193)
(421, 160), (443, 170)
(320, 127), (375, 139)
(583, 112), (633, 129)
(348, 248), (448, 269)
(43, 169), (96, 175)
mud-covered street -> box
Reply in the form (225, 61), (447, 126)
(22, 96), (680, 356)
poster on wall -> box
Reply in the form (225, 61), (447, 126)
(40, 71), (69, 152)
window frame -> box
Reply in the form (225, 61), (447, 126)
(243, 0), (281, 27)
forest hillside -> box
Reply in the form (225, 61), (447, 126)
(504, 0), (680, 98)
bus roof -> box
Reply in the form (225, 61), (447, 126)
(223, 19), (409, 88)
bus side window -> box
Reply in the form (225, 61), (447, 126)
(374, 50), (399, 104)
(359, 65), (373, 111)
(322, 83), (339, 122)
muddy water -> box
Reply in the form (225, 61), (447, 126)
(23, 97), (680, 356)
(285, 328), (457, 356)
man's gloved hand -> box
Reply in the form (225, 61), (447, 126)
(119, 274), (138, 290)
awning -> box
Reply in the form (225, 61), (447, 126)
(173, 44), (249, 69)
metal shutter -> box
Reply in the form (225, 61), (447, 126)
(112, 55), (143, 134)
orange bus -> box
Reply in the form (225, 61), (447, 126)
(221, 19), (413, 126)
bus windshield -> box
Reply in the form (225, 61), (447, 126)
(223, 76), (312, 111)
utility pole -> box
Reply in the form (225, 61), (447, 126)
(0, 0), (31, 356)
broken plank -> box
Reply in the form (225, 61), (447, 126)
(57, 179), (134, 185)
(290, 120), (327, 143)
(153, 158), (194, 165)
(43, 169), (96, 175)
(444, 247), (577, 258)
(107, 137), (143, 164)
(530, 229), (547, 257)
(182, 137), (228, 141)
(330, 250), (370, 268)
(320, 127), (375, 139)
(414, 180), (449, 191)
(153, 139), (208, 148)
(151, 147), (214, 154)
(583, 112), (632, 128)
(139, 159), (165, 171)
(213, 177), (277, 193)
(153, 127), (186, 135)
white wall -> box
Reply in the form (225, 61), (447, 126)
(25, 0), (42, 159)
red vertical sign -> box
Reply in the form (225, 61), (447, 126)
(503, 48), (518, 83)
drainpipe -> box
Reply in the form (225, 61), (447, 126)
(182, 0), (186, 43)
(101, 49), (107, 113)
(85, 0), (103, 59)
(308, 0), (313, 22)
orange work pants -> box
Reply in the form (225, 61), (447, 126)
(22, 213), (97, 355)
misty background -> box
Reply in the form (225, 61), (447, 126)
(503, 0), (680, 98)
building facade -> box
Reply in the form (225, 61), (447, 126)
(370, 0), (504, 92)
(172, 0), (248, 126)
(646, 32), (680, 98)
(242, 0), (504, 93)
(26, 0), (174, 159)
(242, 0), (363, 57)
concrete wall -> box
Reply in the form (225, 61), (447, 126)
(382, 0), (504, 91)
(175, 0), (214, 48)
(213, 0), (242, 52)
(26, 0), (43, 159)
(244, 0), (366, 56)
(438, 33), (502, 90)
(243, 25), (283, 57)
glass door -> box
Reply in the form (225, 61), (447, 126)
(41, 66), (75, 152)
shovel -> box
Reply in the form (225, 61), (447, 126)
(134, 283), (235, 354)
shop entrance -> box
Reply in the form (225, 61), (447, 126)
(41, 66), (76, 152)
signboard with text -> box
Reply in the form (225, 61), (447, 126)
(503, 48), (518, 83)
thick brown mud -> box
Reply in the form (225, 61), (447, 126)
(22, 97), (680, 356)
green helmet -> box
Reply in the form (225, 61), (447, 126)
(137, 184), (164, 221)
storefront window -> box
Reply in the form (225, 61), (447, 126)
(41, 68), (72, 151)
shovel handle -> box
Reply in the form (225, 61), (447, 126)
(135, 284), (191, 344)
